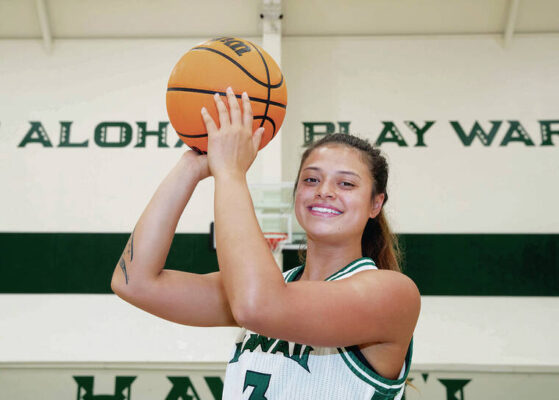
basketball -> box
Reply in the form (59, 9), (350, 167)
(166, 37), (288, 154)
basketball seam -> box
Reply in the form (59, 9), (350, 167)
(167, 87), (286, 109)
(191, 46), (284, 89)
(249, 41), (272, 134)
(177, 114), (276, 139)
(176, 132), (207, 138)
(254, 115), (277, 136)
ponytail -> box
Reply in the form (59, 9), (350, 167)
(362, 210), (402, 272)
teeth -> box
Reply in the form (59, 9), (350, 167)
(311, 207), (341, 215)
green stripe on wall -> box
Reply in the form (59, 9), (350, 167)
(0, 233), (558, 295)
(285, 234), (559, 296)
(0, 233), (218, 294)
(404, 234), (559, 296)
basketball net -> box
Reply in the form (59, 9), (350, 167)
(264, 232), (288, 269)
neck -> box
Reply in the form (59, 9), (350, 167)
(300, 238), (363, 281)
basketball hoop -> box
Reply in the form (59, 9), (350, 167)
(264, 232), (289, 252)
(264, 232), (288, 269)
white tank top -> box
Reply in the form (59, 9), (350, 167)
(222, 257), (413, 400)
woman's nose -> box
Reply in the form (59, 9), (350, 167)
(316, 181), (336, 199)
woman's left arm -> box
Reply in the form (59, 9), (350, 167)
(203, 88), (420, 348)
(203, 88), (286, 323)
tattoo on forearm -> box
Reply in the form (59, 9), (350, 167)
(119, 229), (134, 285)
(130, 229), (134, 261)
(119, 256), (129, 284)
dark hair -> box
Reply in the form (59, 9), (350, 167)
(293, 133), (402, 272)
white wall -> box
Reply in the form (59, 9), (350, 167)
(0, 38), (271, 234)
(2, 36), (558, 234)
(1, 295), (558, 399)
(1, 294), (558, 370)
(282, 35), (559, 233)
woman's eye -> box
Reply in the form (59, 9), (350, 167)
(340, 181), (355, 187)
(303, 177), (318, 183)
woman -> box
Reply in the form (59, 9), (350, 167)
(112, 87), (420, 399)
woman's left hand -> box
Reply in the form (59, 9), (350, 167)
(201, 87), (264, 180)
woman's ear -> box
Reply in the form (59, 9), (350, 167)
(369, 193), (385, 219)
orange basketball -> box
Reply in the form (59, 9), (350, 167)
(166, 37), (287, 154)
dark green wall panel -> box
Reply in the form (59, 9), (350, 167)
(399, 234), (558, 296)
(284, 234), (559, 296)
(0, 233), (557, 295)
(0, 233), (218, 294)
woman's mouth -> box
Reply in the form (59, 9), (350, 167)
(308, 205), (343, 217)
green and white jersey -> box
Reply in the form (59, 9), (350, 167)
(222, 257), (413, 400)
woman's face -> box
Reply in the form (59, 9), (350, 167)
(294, 144), (383, 245)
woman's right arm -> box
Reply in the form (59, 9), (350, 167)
(111, 151), (237, 327)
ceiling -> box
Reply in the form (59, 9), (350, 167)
(1, 0), (558, 40)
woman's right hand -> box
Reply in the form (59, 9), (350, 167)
(180, 150), (211, 182)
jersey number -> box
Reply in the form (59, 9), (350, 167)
(243, 370), (271, 400)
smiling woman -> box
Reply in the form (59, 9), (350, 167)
(294, 134), (401, 273)
(111, 88), (419, 400)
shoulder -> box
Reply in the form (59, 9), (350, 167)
(344, 266), (418, 289)
(356, 269), (420, 304)
(347, 269), (421, 336)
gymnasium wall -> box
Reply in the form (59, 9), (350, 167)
(2, 36), (558, 295)
(282, 36), (559, 234)
(1, 35), (558, 399)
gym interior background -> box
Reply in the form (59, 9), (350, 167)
(1, 1), (558, 398)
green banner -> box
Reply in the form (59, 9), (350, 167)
(0, 233), (557, 295)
